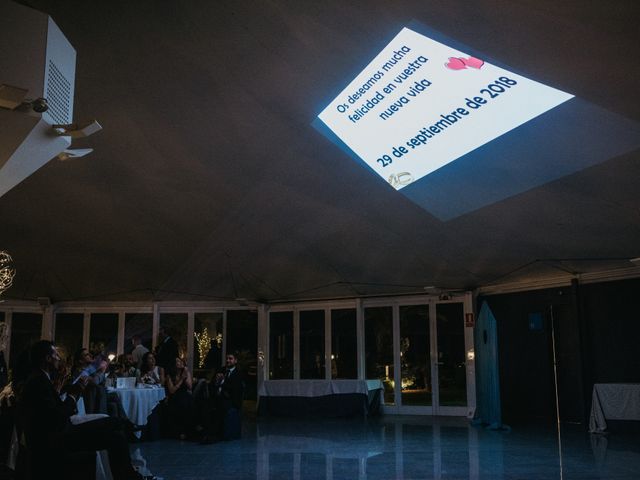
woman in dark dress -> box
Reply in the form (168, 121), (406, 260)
(165, 357), (194, 439)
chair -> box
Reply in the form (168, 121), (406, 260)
(12, 401), (111, 480)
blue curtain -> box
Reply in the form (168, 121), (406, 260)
(473, 301), (507, 429)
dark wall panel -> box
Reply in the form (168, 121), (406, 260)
(482, 278), (640, 425)
(581, 278), (640, 384)
(480, 286), (583, 423)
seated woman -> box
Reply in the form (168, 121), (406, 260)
(165, 357), (194, 440)
(115, 354), (139, 378)
(139, 352), (165, 386)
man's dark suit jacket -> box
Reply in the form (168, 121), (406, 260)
(19, 370), (77, 449)
(216, 367), (244, 411)
(19, 370), (139, 480)
(155, 336), (179, 372)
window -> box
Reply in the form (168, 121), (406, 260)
(365, 306), (394, 404)
(194, 312), (223, 373)
(269, 311), (293, 379)
(399, 305), (431, 406)
(9, 312), (42, 370)
(299, 310), (325, 379)
(436, 303), (466, 406)
(159, 313), (188, 360)
(55, 313), (84, 365)
(89, 313), (118, 357)
(331, 308), (357, 379)
(124, 313), (153, 353)
(226, 309), (258, 399)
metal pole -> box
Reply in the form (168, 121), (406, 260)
(550, 305), (564, 480)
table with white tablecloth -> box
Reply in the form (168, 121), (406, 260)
(258, 379), (383, 417)
(589, 383), (640, 433)
(109, 386), (166, 436)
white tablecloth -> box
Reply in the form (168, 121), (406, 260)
(589, 383), (640, 433)
(111, 386), (166, 426)
(258, 379), (383, 397)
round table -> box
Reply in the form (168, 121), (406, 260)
(110, 386), (166, 427)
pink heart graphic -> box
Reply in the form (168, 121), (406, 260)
(445, 57), (467, 70)
(464, 56), (484, 69)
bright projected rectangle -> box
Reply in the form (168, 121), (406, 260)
(317, 27), (574, 197)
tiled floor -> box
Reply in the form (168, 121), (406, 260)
(134, 415), (640, 480)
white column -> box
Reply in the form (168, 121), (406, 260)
(256, 435), (269, 480)
(325, 308), (331, 379)
(82, 311), (90, 349)
(187, 311), (194, 371)
(429, 301), (439, 414)
(356, 298), (365, 380)
(152, 303), (159, 351)
(293, 453), (301, 480)
(41, 305), (54, 340)
(392, 304), (401, 409)
(293, 309), (300, 379)
(257, 304), (268, 386)
(464, 291), (477, 416)
(326, 455), (334, 480)
(221, 309), (227, 362)
(117, 311), (125, 355)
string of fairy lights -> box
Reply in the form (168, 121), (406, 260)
(193, 327), (223, 368)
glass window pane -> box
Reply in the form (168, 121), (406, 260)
(364, 306), (394, 404)
(299, 310), (324, 379)
(301, 454), (326, 479)
(331, 308), (357, 379)
(124, 313), (153, 353)
(89, 313), (118, 357)
(269, 453), (293, 480)
(55, 313), (84, 366)
(9, 312), (42, 370)
(159, 313), (188, 363)
(194, 312), (223, 374)
(436, 303), (467, 406)
(269, 311), (293, 379)
(400, 305), (431, 406)
(226, 310), (258, 400)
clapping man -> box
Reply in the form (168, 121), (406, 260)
(201, 353), (244, 443)
(20, 340), (149, 480)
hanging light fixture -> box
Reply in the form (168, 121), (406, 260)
(0, 251), (15, 298)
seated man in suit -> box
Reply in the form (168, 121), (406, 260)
(19, 340), (149, 480)
(200, 353), (244, 443)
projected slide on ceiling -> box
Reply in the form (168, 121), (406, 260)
(318, 27), (572, 190)
(314, 25), (640, 220)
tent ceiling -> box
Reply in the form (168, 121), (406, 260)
(1, 0), (639, 303)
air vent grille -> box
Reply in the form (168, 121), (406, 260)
(46, 59), (71, 124)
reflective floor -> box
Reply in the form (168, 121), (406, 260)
(134, 415), (640, 480)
